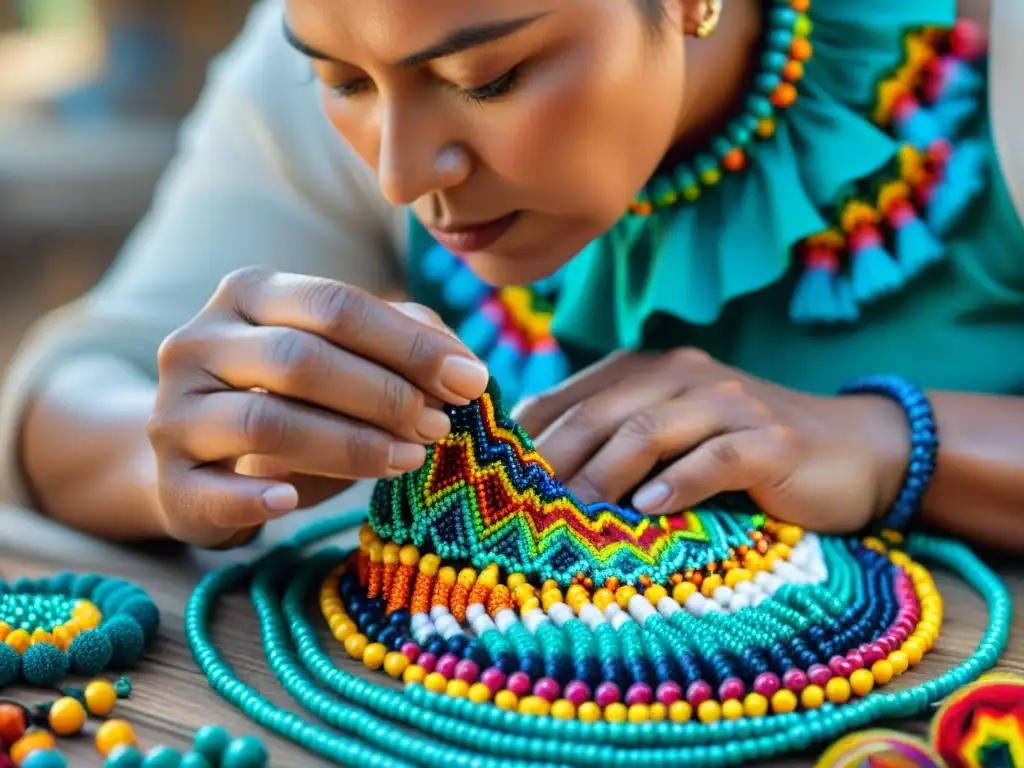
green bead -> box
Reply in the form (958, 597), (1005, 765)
(0, 640), (21, 685)
(221, 736), (269, 768)
(141, 746), (182, 768)
(192, 725), (231, 763)
(21, 642), (69, 686)
(69, 629), (114, 675)
(103, 615), (146, 667)
(115, 675), (133, 698)
(179, 754), (211, 768)
(105, 745), (144, 768)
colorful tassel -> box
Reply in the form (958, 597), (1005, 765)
(456, 299), (504, 356)
(923, 55), (982, 103)
(925, 139), (988, 236)
(891, 94), (941, 149)
(789, 243), (859, 323)
(849, 225), (905, 302)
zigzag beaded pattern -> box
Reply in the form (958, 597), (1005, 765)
(369, 380), (767, 586)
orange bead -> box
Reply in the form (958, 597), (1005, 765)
(790, 0), (809, 11)
(10, 729), (56, 764)
(771, 83), (798, 108)
(0, 702), (26, 745)
(95, 719), (136, 756)
(783, 61), (804, 82)
(791, 38), (813, 61)
(722, 148), (746, 172)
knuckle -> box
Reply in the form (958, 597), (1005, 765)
(341, 425), (391, 475)
(217, 266), (273, 298)
(668, 346), (711, 370)
(265, 330), (322, 391)
(379, 375), (419, 423)
(572, 473), (607, 504)
(407, 326), (443, 370)
(237, 396), (289, 455)
(563, 399), (608, 435)
(156, 325), (201, 374)
(304, 280), (371, 337)
(767, 424), (797, 450)
(710, 439), (744, 469)
(711, 379), (745, 398)
(621, 410), (666, 451)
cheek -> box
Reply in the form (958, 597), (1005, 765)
(322, 93), (381, 170)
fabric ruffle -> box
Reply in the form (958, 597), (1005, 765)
(550, 0), (990, 355)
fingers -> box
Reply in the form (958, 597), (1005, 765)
(198, 324), (451, 444)
(562, 385), (749, 506)
(149, 389), (427, 481)
(632, 425), (797, 516)
(212, 268), (489, 406)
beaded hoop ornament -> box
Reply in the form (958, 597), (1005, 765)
(185, 380), (1012, 767)
(0, 574), (159, 689)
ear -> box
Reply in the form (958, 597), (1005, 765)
(679, 0), (709, 35)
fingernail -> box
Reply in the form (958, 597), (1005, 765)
(440, 357), (489, 402)
(633, 482), (671, 513)
(262, 484), (298, 514)
(416, 408), (451, 442)
(389, 442), (427, 472)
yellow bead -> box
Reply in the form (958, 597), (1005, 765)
(672, 582), (697, 603)
(30, 628), (53, 646)
(801, 685), (825, 709)
(84, 680), (118, 717)
(850, 669), (875, 697)
(649, 703), (667, 722)
(475, 565), (498, 588)
(48, 696), (87, 736)
(506, 573), (527, 591)
(468, 683), (492, 704)
(343, 633), (368, 659)
(824, 677), (851, 704)
(669, 701), (693, 723)
(446, 679), (469, 698)
(615, 586), (637, 609)
(592, 589), (615, 612)
(383, 652), (410, 678)
(541, 590), (562, 611)
(362, 643), (388, 670)
(403, 665), (427, 685)
(903, 638), (925, 666)
(771, 689), (798, 714)
(518, 696), (551, 717)
(700, 574), (723, 598)
(871, 660), (894, 685)
(424, 673), (448, 694)
(722, 699), (744, 720)
(697, 700), (722, 724)
(550, 700), (576, 720)
(578, 702), (602, 723)
(419, 554), (441, 577)
(743, 693), (769, 718)
(332, 621), (357, 642)
(95, 719), (136, 756)
(627, 704), (650, 723)
(11, 730), (57, 763)
(5, 629), (30, 654)
(724, 569), (753, 589)
(0, 621), (9, 641)
(520, 598), (540, 614)
(604, 703), (628, 723)
(399, 545), (420, 567)
(382, 542), (401, 565)
(644, 585), (668, 604)
(494, 690), (519, 711)
(888, 650), (910, 675)
(776, 524), (803, 547)
(52, 625), (73, 652)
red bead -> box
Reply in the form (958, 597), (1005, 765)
(782, 669), (809, 692)
(754, 673), (781, 697)
(0, 703), (26, 746)
(718, 678), (746, 702)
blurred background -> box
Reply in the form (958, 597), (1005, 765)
(0, 0), (255, 370)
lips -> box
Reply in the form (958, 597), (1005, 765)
(426, 212), (520, 254)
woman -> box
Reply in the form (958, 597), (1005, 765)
(2, 0), (1023, 552)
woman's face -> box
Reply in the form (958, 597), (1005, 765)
(284, 0), (687, 286)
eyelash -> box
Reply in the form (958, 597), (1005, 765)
(328, 65), (521, 103)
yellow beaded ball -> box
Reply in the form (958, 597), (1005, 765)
(95, 718), (136, 756)
(84, 680), (118, 717)
(10, 729), (57, 764)
(48, 696), (87, 736)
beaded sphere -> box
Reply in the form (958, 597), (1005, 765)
(69, 630), (115, 675)
(0, 642), (20, 686)
(20, 643), (69, 686)
(103, 616), (146, 668)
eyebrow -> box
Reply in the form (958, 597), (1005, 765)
(282, 12), (549, 68)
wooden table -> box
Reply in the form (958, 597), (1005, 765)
(1, 495), (1021, 767)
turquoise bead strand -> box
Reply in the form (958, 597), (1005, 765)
(184, 511), (1012, 768)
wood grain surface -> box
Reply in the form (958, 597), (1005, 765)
(1, 491), (1021, 768)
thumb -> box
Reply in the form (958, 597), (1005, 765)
(391, 302), (454, 335)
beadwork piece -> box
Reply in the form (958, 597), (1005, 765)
(186, 380), (1012, 767)
(931, 673), (1024, 768)
(0, 574), (159, 688)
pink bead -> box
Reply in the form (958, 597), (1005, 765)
(417, 653), (437, 673)
(875, 637), (893, 655)
(400, 643), (422, 662)
(686, 681), (712, 707)
(828, 657), (853, 678)
(435, 654), (459, 678)
(479, 668), (506, 694)
(656, 682), (683, 706)
(845, 650), (865, 670)
(718, 678), (745, 702)
(864, 644), (885, 665)
(595, 682), (621, 708)
(625, 683), (653, 707)
(507, 672), (532, 697)
(782, 669), (808, 693)
(564, 681), (591, 707)
(533, 677), (561, 702)
(753, 673), (781, 698)
(891, 627), (909, 643)
(808, 664), (833, 687)
(454, 660), (480, 684)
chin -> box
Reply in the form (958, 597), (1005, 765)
(461, 230), (590, 288)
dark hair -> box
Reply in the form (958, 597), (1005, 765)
(634, 0), (667, 34)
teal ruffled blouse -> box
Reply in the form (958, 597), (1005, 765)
(407, 0), (1024, 402)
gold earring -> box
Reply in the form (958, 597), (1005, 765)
(696, 0), (722, 37)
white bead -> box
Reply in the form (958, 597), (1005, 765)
(494, 609), (518, 633)
(465, 604), (485, 622)
(734, 581), (760, 597)
(579, 604), (606, 630)
(609, 610), (632, 631)
(523, 609), (548, 634)
(429, 606), (449, 621)
(712, 586), (734, 606)
(684, 592), (709, 617)
(728, 593), (752, 612)
(657, 597), (682, 619)
(410, 614), (431, 632)
(627, 595), (657, 625)
(547, 603), (575, 627)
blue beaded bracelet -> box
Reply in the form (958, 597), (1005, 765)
(838, 374), (939, 532)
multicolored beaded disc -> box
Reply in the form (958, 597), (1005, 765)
(0, 574), (159, 688)
(185, 381), (1012, 767)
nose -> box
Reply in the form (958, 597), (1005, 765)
(376, 102), (468, 206)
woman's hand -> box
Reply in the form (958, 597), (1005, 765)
(512, 349), (911, 534)
(147, 267), (489, 547)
